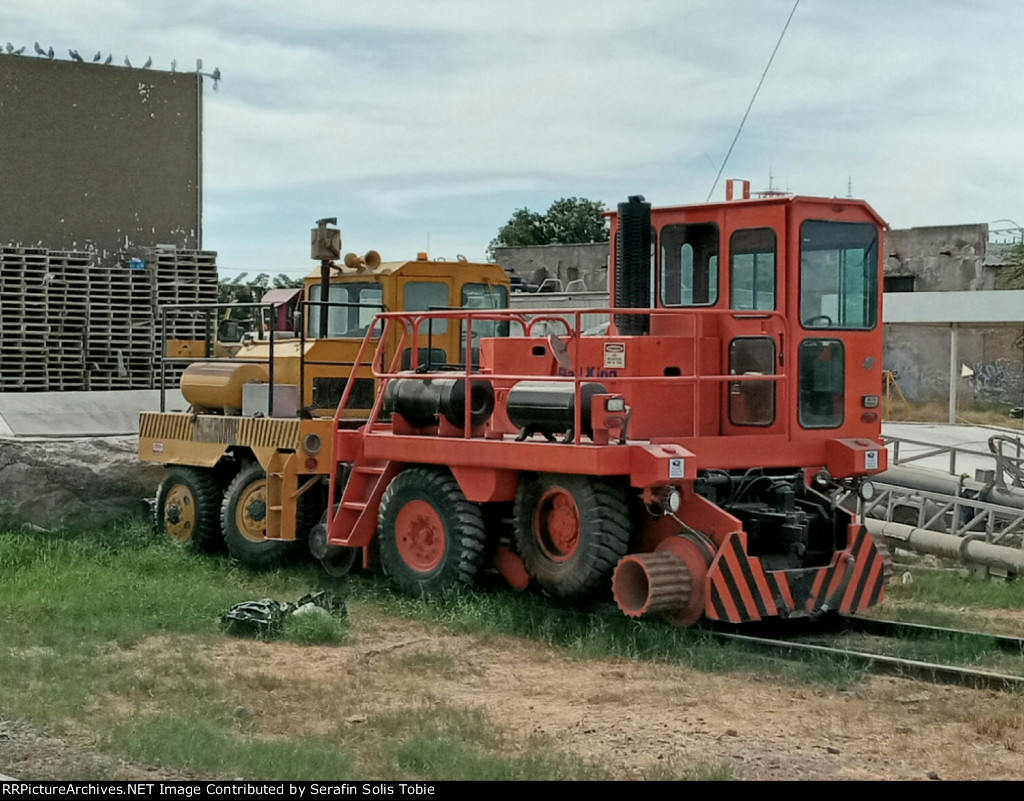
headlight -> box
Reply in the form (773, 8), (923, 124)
(665, 487), (682, 514)
(859, 480), (876, 502)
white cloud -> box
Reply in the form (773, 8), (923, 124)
(4, 0), (1024, 272)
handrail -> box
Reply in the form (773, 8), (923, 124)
(157, 300), (281, 415)
(156, 298), (389, 417)
(297, 298), (386, 410)
(333, 305), (792, 445)
(886, 433), (1024, 487)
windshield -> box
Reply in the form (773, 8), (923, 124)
(307, 281), (383, 338)
(800, 221), (879, 330)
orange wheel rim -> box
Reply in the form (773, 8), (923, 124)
(164, 484), (196, 543)
(235, 478), (268, 543)
(534, 488), (581, 562)
(395, 499), (446, 572)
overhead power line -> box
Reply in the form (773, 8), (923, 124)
(707, 0), (800, 202)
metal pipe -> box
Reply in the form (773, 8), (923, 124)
(878, 464), (1024, 511)
(866, 519), (1024, 576)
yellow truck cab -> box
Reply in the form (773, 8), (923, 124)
(140, 220), (510, 567)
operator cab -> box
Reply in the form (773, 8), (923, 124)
(608, 180), (885, 446)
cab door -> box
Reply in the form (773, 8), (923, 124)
(720, 205), (788, 436)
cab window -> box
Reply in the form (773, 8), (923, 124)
(462, 284), (509, 337)
(730, 228), (776, 311)
(461, 283), (509, 364)
(800, 221), (878, 329)
(404, 282), (449, 334)
(660, 223), (719, 306)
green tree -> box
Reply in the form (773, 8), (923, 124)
(544, 197), (610, 245)
(489, 197), (609, 255)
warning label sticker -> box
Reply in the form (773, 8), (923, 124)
(669, 458), (685, 479)
(604, 342), (626, 369)
(865, 450), (879, 471)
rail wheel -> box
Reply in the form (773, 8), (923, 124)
(155, 466), (222, 553)
(221, 462), (292, 569)
(513, 473), (630, 598)
(378, 466), (487, 597)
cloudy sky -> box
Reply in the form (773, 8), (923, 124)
(3, 1), (1024, 278)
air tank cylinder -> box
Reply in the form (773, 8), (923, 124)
(506, 381), (608, 439)
(384, 376), (495, 428)
(181, 362), (270, 414)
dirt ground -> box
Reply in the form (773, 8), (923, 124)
(3, 613), (1024, 781)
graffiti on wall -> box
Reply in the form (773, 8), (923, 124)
(968, 359), (1024, 404)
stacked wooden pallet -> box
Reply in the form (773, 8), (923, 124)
(150, 246), (219, 387)
(0, 245), (218, 391)
(44, 251), (90, 390)
(84, 261), (158, 390)
(0, 247), (49, 391)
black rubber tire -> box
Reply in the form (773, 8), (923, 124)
(221, 462), (293, 569)
(513, 473), (631, 598)
(155, 466), (223, 553)
(378, 466), (487, 597)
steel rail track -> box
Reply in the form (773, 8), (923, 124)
(839, 615), (1024, 654)
(708, 618), (1024, 692)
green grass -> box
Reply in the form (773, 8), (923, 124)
(281, 609), (349, 645)
(107, 715), (355, 780)
(886, 567), (1024, 612)
(350, 578), (875, 689)
(0, 526), (737, 780)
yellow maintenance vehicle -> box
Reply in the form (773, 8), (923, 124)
(140, 218), (511, 567)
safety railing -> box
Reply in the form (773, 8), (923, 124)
(886, 432), (1024, 488)
(297, 299), (386, 410)
(863, 483), (1024, 548)
(332, 305), (792, 445)
(156, 298), (384, 417)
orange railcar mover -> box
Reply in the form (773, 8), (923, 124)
(315, 182), (891, 625)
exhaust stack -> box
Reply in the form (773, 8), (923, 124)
(614, 195), (652, 336)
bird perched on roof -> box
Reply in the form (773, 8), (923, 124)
(103, 53), (112, 65)
(170, 58), (176, 72)
(47, 46), (54, 59)
(142, 56), (151, 68)
(69, 49), (83, 62)
(92, 51), (101, 62)
(124, 55), (131, 67)
(5, 43), (13, 54)
(11, 45), (24, 55)
(33, 41), (45, 56)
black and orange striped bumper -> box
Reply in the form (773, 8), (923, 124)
(705, 525), (888, 623)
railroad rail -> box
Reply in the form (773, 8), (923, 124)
(707, 615), (1024, 692)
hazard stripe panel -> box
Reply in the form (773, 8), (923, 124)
(705, 527), (888, 623)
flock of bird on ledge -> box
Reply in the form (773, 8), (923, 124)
(2, 41), (220, 87)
